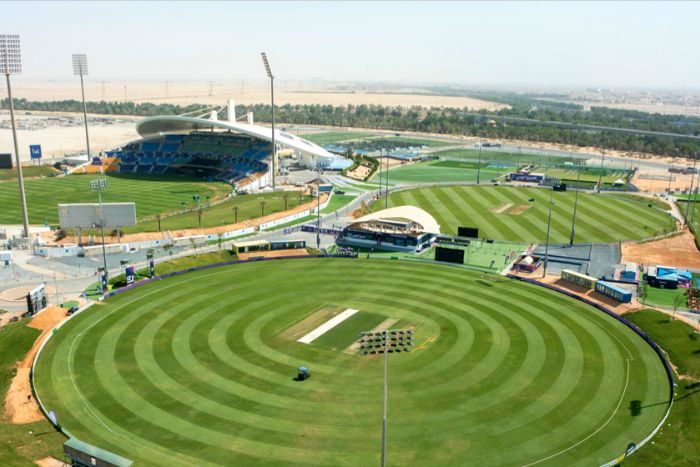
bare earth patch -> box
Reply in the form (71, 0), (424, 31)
(4, 306), (70, 424)
(508, 205), (531, 215)
(34, 457), (69, 467)
(490, 203), (513, 214)
(622, 228), (700, 269)
(237, 249), (310, 261)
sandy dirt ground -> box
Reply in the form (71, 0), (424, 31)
(236, 249), (310, 261)
(4, 306), (72, 424)
(40, 193), (328, 246)
(515, 272), (640, 314)
(0, 111), (139, 162)
(631, 171), (695, 193)
(622, 229), (700, 270)
(34, 457), (69, 467)
(346, 164), (371, 180)
(10, 80), (508, 111)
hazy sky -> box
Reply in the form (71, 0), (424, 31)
(3, 1), (700, 88)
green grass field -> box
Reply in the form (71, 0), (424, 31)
(434, 148), (570, 166)
(377, 186), (675, 243)
(544, 167), (630, 185)
(0, 165), (59, 181)
(0, 174), (231, 225)
(34, 259), (670, 466)
(624, 310), (699, 466)
(302, 131), (378, 145)
(123, 191), (313, 233)
(374, 160), (507, 185)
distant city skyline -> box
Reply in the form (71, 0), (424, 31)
(3, 1), (700, 89)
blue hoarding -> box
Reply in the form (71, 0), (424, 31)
(29, 144), (42, 159)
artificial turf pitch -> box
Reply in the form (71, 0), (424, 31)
(379, 185), (675, 243)
(34, 259), (670, 466)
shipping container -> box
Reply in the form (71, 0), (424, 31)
(561, 269), (598, 289)
(595, 281), (633, 303)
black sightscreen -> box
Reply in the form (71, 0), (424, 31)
(458, 226), (479, 238)
(435, 247), (465, 264)
(553, 183), (567, 192)
(0, 154), (12, 169)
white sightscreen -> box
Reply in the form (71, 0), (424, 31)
(58, 203), (137, 228)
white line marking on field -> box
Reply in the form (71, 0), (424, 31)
(298, 308), (359, 344)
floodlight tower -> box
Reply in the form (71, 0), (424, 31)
(1, 34), (29, 237)
(358, 328), (414, 467)
(90, 178), (109, 283)
(72, 54), (91, 158)
(261, 52), (276, 190)
(569, 157), (582, 246)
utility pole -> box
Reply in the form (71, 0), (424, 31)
(72, 54), (91, 157)
(1, 34), (29, 238)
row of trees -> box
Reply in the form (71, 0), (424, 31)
(3, 97), (700, 158)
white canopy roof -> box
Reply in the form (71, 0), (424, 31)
(135, 115), (335, 160)
(355, 205), (440, 234)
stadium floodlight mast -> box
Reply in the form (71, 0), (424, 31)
(90, 178), (109, 284)
(316, 162), (321, 249)
(476, 134), (483, 185)
(569, 157), (582, 246)
(72, 54), (91, 158)
(596, 149), (606, 194)
(260, 52), (276, 190)
(358, 328), (414, 467)
(1, 34), (30, 238)
(542, 183), (555, 278)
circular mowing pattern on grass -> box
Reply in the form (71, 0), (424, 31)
(35, 259), (670, 466)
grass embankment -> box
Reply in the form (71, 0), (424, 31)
(84, 250), (239, 293)
(624, 310), (699, 466)
(122, 191), (312, 233)
(0, 166), (58, 181)
(0, 322), (65, 465)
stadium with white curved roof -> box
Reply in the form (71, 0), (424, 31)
(103, 100), (351, 191)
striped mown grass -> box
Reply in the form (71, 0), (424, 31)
(379, 185), (675, 243)
(0, 174), (231, 225)
(34, 259), (670, 466)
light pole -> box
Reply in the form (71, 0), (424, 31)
(596, 149), (606, 194)
(261, 52), (276, 190)
(1, 34), (30, 238)
(358, 328), (414, 467)
(543, 184), (555, 278)
(72, 54), (91, 157)
(684, 153), (697, 225)
(569, 159), (582, 246)
(476, 134), (483, 185)
(384, 150), (390, 210)
(90, 178), (109, 283)
(316, 163), (321, 250)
